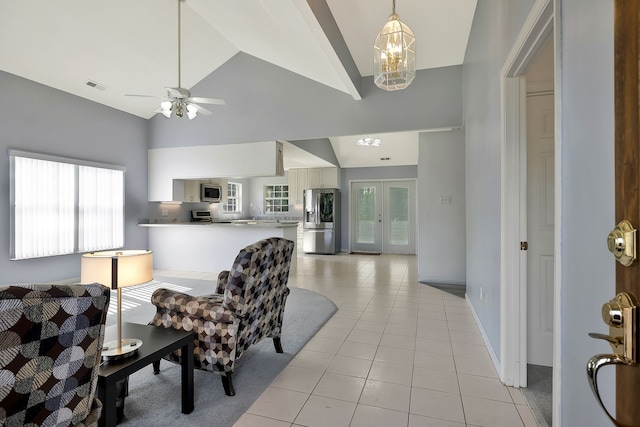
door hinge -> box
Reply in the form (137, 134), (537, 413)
(520, 241), (528, 251)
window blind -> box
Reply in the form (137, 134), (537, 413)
(9, 150), (125, 260)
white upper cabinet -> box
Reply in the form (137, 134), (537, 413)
(288, 168), (309, 205)
(307, 168), (322, 188)
(289, 167), (339, 203)
(321, 167), (339, 188)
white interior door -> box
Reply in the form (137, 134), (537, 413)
(351, 182), (382, 253)
(383, 181), (416, 254)
(527, 92), (555, 367)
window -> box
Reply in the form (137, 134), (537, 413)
(10, 150), (125, 260)
(264, 184), (289, 213)
(223, 182), (241, 213)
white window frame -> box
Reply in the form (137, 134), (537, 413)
(264, 184), (289, 213)
(223, 182), (242, 213)
(9, 150), (126, 260)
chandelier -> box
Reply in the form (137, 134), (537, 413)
(373, 0), (416, 91)
(357, 136), (382, 147)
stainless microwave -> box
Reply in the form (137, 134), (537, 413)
(201, 184), (221, 203)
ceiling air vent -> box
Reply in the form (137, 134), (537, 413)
(85, 80), (105, 91)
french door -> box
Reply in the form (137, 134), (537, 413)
(350, 180), (415, 254)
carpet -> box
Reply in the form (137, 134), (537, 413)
(105, 276), (337, 427)
(522, 364), (552, 426)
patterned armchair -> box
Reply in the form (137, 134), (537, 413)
(0, 283), (110, 426)
(150, 237), (295, 396)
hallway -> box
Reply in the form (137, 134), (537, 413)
(230, 253), (541, 426)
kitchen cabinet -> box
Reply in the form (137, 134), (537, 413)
(287, 168), (308, 205)
(307, 168), (322, 188)
(184, 180), (201, 202)
(321, 167), (339, 188)
(307, 168), (339, 189)
(172, 179), (200, 202)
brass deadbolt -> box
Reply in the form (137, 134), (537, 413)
(607, 220), (636, 266)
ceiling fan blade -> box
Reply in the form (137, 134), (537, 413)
(189, 97), (226, 106)
(125, 93), (165, 99)
(191, 103), (213, 116)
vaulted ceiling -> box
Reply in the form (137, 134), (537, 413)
(0, 0), (477, 168)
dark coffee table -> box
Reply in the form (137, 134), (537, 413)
(97, 322), (195, 427)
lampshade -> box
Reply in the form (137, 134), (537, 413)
(81, 250), (153, 289)
(81, 249), (153, 358)
(373, 0), (415, 91)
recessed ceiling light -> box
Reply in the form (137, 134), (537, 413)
(85, 80), (106, 91)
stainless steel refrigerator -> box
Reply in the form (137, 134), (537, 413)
(303, 188), (340, 254)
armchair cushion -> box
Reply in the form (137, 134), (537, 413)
(0, 283), (110, 426)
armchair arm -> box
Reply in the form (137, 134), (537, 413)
(151, 288), (234, 323)
(216, 270), (230, 294)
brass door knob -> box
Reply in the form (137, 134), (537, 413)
(607, 220), (636, 266)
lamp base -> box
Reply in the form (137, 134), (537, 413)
(102, 338), (143, 360)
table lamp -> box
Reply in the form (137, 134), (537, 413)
(81, 249), (153, 358)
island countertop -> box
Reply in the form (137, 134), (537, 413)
(138, 220), (298, 228)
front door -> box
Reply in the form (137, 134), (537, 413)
(599, 1), (640, 424)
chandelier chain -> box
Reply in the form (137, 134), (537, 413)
(392, 0), (396, 15)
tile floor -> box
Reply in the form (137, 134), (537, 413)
(162, 252), (539, 427)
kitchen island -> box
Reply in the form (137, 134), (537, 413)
(139, 221), (298, 275)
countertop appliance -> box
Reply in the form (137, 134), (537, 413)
(303, 188), (340, 254)
(201, 184), (221, 203)
(191, 210), (213, 222)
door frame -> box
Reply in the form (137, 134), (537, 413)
(348, 178), (417, 254)
(499, 0), (561, 424)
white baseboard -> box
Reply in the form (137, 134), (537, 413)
(465, 294), (501, 376)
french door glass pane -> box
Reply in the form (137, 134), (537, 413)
(356, 187), (376, 244)
(388, 186), (409, 245)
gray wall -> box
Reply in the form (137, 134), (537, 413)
(340, 166), (417, 251)
(288, 138), (340, 166)
(560, 0), (616, 424)
(148, 53), (463, 148)
(418, 130), (465, 285)
(464, 0), (617, 424)
(0, 71), (148, 284)
(462, 0), (536, 364)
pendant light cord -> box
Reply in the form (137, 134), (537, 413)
(392, 0), (396, 15)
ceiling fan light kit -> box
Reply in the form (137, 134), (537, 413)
(357, 136), (382, 147)
(373, 0), (416, 91)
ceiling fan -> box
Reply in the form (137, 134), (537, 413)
(125, 0), (225, 120)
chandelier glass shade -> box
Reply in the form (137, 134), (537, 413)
(357, 136), (382, 147)
(373, 0), (415, 91)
